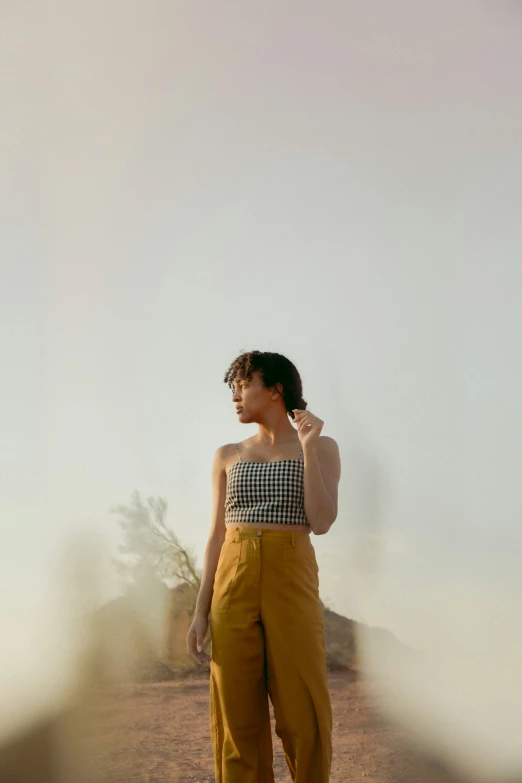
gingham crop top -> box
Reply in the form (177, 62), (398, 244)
(224, 443), (310, 526)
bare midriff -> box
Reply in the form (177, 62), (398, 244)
(224, 521), (311, 532)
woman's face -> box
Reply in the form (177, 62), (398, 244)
(231, 371), (279, 423)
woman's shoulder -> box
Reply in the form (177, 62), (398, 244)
(213, 442), (245, 474)
(215, 437), (255, 457)
(315, 436), (341, 478)
(214, 442), (239, 461)
(316, 435), (339, 451)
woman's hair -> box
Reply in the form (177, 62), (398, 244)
(223, 350), (307, 420)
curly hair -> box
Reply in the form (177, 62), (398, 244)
(223, 350), (307, 420)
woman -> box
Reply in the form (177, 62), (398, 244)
(187, 350), (341, 783)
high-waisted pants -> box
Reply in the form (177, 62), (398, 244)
(209, 525), (332, 783)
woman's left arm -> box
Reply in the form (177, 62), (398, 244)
(293, 409), (341, 534)
(302, 436), (341, 534)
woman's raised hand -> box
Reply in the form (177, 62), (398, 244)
(292, 408), (324, 448)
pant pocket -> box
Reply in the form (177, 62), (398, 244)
(282, 542), (323, 618)
(211, 539), (242, 614)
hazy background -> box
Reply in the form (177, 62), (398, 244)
(1, 0), (521, 768)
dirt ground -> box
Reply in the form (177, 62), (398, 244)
(74, 670), (461, 783)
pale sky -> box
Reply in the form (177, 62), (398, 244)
(1, 0), (522, 757)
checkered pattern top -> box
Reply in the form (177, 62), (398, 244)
(224, 444), (310, 526)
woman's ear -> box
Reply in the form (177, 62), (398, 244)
(270, 381), (284, 400)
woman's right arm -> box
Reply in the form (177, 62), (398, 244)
(186, 444), (228, 663)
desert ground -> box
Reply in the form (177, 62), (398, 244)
(72, 670), (458, 783)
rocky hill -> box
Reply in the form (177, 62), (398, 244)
(84, 584), (409, 685)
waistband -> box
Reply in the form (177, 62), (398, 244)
(225, 525), (311, 545)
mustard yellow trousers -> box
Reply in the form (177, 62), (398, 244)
(209, 526), (332, 783)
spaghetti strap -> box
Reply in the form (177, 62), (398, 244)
(299, 448), (303, 460)
(234, 443), (242, 462)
